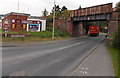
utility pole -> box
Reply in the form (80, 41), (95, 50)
(17, 0), (20, 19)
(18, 0), (20, 13)
(52, 0), (55, 39)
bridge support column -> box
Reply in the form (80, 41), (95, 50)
(66, 19), (73, 36)
(78, 22), (84, 36)
(108, 11), (120, 35)
(72, 22), (84, 37)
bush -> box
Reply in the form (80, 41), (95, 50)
(28, 26), (68, 38)
(112, 28), (120, 49)
(2, 26), (69, 38)
(46, 26), (68, 37)
(28, 31), (52, 38)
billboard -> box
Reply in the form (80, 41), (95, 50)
(27, 20), (42, 32)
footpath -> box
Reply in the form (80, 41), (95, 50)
(72, 40), (114, 76)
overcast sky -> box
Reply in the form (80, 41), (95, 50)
(0, 0), (119, 16)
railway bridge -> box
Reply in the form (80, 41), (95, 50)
(71, 3), (112, 22)
(55, 3), (120, 37)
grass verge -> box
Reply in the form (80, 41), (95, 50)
(2, 27), (70, 42)
(2, 36), (70, 42)
(107, 45), (119, 76)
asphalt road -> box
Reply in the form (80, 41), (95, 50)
(2, 34), (105, 76)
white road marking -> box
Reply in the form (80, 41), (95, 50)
(9, 70), (26, 76)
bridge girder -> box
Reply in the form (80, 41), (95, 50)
(72, 13), (111, 22)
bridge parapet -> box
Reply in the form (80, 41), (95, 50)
(71, 3), (113, 17)
(71, 3), (113, 22)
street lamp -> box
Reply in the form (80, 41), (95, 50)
(52, 0), (56, 39)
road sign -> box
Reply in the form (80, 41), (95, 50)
(11, 34), (25, 37)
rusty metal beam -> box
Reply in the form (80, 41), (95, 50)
(72, 13), (111, 22)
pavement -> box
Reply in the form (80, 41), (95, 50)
(2, 34), (114, 76)
(72, 40), (114, 76)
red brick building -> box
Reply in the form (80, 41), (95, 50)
(2, 12), (30, 32)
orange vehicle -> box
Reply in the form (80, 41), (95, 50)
(89, 25), (99, 36)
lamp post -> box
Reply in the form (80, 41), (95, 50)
(52, 0), (55, 39)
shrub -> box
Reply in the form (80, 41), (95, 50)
(46, 26), (68, 37)
(28, 31), (52, 38)
(112, 28), (120, 49)
(28, 26), (68, 38)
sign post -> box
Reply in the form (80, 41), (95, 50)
(4, 27), (8, 37)
(11, 34), (25, 40)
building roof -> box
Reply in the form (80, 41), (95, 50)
(0, 14), (4, 16)
(29, 16), (42, 19)
(5, 12), (30, 17)
(29, 16), (46, 20)
(0, 14), (5, 20)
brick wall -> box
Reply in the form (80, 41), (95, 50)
(55, 18), (84, 37)
(66, 21), (73, 36)
(55, 18), (67, 32)
(108, 11), (120, 35)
